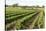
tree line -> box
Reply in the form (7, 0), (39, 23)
(5, 4), (44, 8)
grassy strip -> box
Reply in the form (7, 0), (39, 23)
(38, 11), (44, 28)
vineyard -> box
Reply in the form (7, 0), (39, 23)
(5, 6), (45, 31)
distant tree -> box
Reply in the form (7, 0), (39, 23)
(21, 6), (27, 9)
(36, 5), (39, 8)
(42, 6), (44, 8)
(32, 6), (35, 7)
(12, 4), (18, 7)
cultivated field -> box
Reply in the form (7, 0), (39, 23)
(5, 6), (45, 30)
